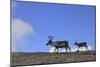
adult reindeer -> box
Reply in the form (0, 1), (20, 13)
(74, 41), (88, 51)
(46, 36), (71, 53)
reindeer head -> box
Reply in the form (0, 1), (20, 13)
(46, 35), (54, 46)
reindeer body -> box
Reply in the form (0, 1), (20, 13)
(51, 41), (68, 48)
(74, 41), (88, 51)
(46, 36), (71, 53)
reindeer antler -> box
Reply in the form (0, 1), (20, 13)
(48, 35), (53, 40)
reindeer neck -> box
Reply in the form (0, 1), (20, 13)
(49, 40), (56, 46)
(76, 43), (81, 46)
(49, 40), (53, 44)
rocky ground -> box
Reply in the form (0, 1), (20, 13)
(11, 50), (96, 67)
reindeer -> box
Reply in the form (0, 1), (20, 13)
(74, 41), (88, 51)
(46, 36), (71, 53)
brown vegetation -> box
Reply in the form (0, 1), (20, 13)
(11, 50), (96, 66)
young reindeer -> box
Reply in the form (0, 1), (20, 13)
(74, 41), (88, 51)
(46, 36), (71, 53)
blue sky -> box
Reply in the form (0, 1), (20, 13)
(12, 1), (96, 52)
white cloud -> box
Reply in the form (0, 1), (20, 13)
(71, 47), (78, 52)
(12, 19), (34, 52)
(49, 47), (55, 53)
(49, 47), (70, 53)
(88, 45), (92, 50)
(49, 45), (93, 53)
(60, 49), (66, 52)
(12, 19), (34, 38)
(48, 45), (77, 53)
(70, 45), (93, 52)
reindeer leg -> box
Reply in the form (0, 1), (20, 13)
(81, 47), (82, 51)
(68, 46), (71, 52)
(87, 47), (89, 51)
(65, 47), (67, 52)
(77, 47), (79, 52)
(86, 46), (88, 51)
(54, 48), (56, 53)
(57, 48), (59, 53)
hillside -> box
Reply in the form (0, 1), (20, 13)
(11, 50), (96, 67)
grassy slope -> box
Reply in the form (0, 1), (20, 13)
(11, 50), (96, 66)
